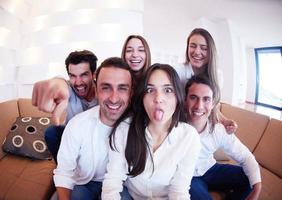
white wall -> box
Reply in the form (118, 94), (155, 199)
(246, 48), (257, 103)
(0, 0), (144, 102)
(0, 0), (282, 104)
(143, 0), (282, 105)
(0, 0), (26, 102)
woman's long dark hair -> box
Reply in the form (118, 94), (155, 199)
(110, 63), (186, 177)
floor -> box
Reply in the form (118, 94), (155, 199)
(238, 102), (282, 121)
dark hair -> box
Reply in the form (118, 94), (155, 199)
(185, 28), (220, 103)
(185, 75), (219, 132)
(65, 50), (98, 74)
(95, 57), (134, 85)
(110, 63), (186, 177)
(121, 35), (151, 79)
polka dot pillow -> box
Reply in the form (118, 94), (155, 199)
(2, 117), (52, 160)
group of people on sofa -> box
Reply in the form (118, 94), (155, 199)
(32, 28), (262, 200)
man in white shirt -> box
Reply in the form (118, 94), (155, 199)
(185, 75), (262, 200)
(53, 57), (133, 200)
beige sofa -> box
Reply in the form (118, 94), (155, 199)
(0, 99), (56, 200)
(210, 103), (282, 200)
(0, 99), (281, 200)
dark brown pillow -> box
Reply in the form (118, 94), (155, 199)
(2, 117), (52, 160)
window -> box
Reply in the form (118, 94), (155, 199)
(255, 47), (282, 110)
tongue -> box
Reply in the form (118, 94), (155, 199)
(154, 109), (164, 121)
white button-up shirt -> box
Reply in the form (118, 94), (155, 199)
(54, 106), (111, 189)
(194, 123), (261, 186)
(102, 121), (201, 200)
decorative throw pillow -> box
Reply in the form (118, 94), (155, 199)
(2, 117), (52, 160)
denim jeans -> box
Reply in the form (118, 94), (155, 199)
(44, 125), (65, 163)
(189, 163), (252, 200)
(71, 181), (132, 200)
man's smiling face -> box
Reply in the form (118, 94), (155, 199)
(68, 62), (94, 99)
(186, 83), (214, 126)
(96, 66), (132, 126)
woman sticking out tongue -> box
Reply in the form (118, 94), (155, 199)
(154, 108), (164, 121)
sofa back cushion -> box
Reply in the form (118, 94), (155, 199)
(220, 103), (270, 152)
(254, 118), (282, 178)
(18, 98), (51, 117)
(0, 100), (19, 159)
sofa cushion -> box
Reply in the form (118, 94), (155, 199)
(254, 118), (282, 178)
(0, 154), (56, 200)
(0, 99), (19, 159)
(2, 116), (52, 160)
(220, 103), (270, 152)
(18, 98), (51, 117)
(209, 191), (226, 200)
(258, 166), (282, 200)
(213, 148), (230, 161)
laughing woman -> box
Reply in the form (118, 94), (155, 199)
(102, 64), (201, 200)
(175, 28), (237, 133)
(121, 35), (151, 82)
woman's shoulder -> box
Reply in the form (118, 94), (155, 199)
(178, 121), (196, 129)
(173, 62), (186, 73)
(174, 62), (194, 81)
(172, 122), (201, 151)
(175, 122), (199, 138)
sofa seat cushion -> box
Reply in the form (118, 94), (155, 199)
(0, 154), (56, 200)
(258, 166), (282, 200)
(209, 191), (226, 200)
(213, 149), (230, 161)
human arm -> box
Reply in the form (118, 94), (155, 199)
(219, 125), (261, 188)
(53, 117), (83, 192)
(217, 104), (238, 134)
(168, 126), (201, 199)
(56, 187), (71, 200)
(102, 123), (129, 200)
(32, 78), (69, 125)
(245, 182), (262, 200)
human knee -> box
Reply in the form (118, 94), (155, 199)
(190, 178), (211, 200)
(44, 125), (64, 142)
(71, 185), (92, 200)
(120, 186), (132, 200)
